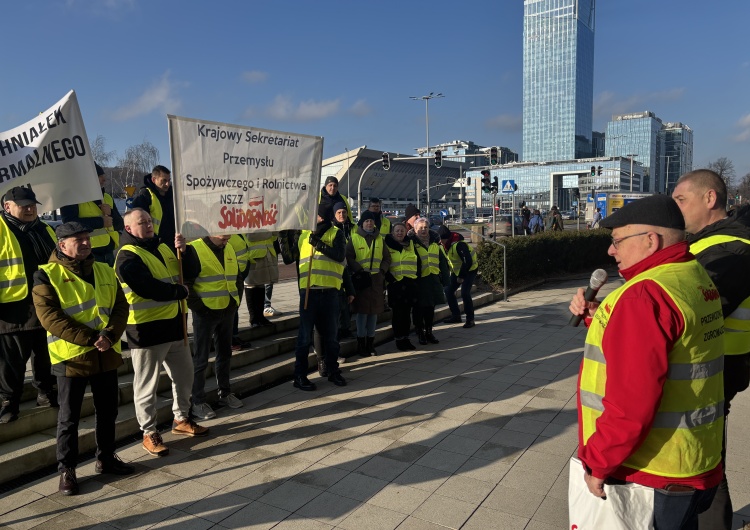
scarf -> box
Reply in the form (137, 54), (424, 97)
(2, 211), (57, 265)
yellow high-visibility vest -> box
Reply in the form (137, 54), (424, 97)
(246, 235), (277, 262)
(297, 227), (344, 290)
(116, 243), (183, 324)
(147, 189), (163, 235)
(690, 234), (750, 355)
(580, 260), (724, 478)
(188, 239), (240, 309)
(0, 215), (56, 302)
(388, 240), (418, 281)
(40, 261), (121, 364)
(350, 233), (384, 274)
(415, 241), (441, 277)
(228, 234), (250, 273)
(447, 242), (478, 274)
(78, 201), (116, 250)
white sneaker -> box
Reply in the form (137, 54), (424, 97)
(218, 393), (244, 409)
(192, 402), (216, 420)
(263, 306), (281, 317)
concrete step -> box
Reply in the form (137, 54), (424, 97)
(0, 290), (494, 486)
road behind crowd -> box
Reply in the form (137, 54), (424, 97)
(2, 275), (749, 530)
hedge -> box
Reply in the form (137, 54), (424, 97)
(476, 229), (614, 290)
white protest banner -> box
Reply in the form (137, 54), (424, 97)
(0, 90), (101, 212)
(168, 115), (322, 239)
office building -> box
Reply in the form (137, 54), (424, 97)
(605, 111), (663, 193)
(523, 0), (596, 162)
(660, 122), (693, 194)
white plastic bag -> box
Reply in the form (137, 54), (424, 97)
(568, 457), (655, 529)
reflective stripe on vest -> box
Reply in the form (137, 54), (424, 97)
(116, 243), (182, 324)
(147, 189), (163, 235)
(415, 241), (441, 277)
(188, 239), (240, 309)
(104, 194), (119, 248)
(580, 259), (725, 478)
(298, 227), (344, 289)
(228, 234), (250, 273)
(447, 241), (478, 274)
(0, 216), (56, 302)
(246, 236), (277, 261)
(40, 262), (121, 363)
(350, 233), (384, 273)
(388, 240), (418, 281)
(690, 234), (750, 355)
(77, 201), (115, 250)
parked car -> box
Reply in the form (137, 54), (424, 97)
(487, 214), (524, 238)
(561, 210), (577, 220)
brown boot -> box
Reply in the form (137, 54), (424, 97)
(172, 418), (210, 437)
(143, 432), (169, 456)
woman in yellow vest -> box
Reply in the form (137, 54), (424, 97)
(384, 222), (419, 351)
(346, 211), (391, 357)
(409, 218), (450, 345)
(244, 233), (280, 328)
(438, 226), (478, 328)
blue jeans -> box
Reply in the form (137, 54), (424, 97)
(294, 289), (340, 377)
(191, 307), (235, 404)
(653, 485), (717, 530)
(444, 269), (477, 320)
(355, 314), (377, 337)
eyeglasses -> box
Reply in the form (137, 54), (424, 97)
(610, 231), (651, 249)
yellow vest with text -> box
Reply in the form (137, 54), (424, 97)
(228, 234), (250, 273)
(0, 215), (56, 302)
(388, 240), (418, 281)
(447, 241), (478, 274)
(690, 234), (750, 355)
(188, 239), (240, 309)
(415, 241), (441, 277)
(78, 200), (117, 250)
(580, 260), (725, 478)
(351, 233), (384, 274)
(40, 262), (122, 364)
(116, 243), (183, 324)
(147, 189), (163, 235)
(298, 227), (344, 290)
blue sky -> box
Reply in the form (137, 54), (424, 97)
(2, 0), (748, 180)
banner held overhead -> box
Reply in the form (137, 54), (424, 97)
(0, 90), (101, 212)
(168, 115), (322, 239)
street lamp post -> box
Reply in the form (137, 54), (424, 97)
(417, 179), (424, 211)
(344, 147), (351, 202)
(410, 92), (444, 218)
(627, 154), (638, 192)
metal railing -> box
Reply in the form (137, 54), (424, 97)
(469, 227), (508, 302)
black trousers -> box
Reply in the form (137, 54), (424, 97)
(391, 303), (412, 339)
(412, 305), (435, 332)
(0, 330), (55, 411)
(56, 370), (119, 470)
(245, 286), (266, 325)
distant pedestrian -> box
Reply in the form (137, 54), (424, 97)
(591, 207), (602, 229)
(546, 206), (564, 231)
(528, 209), (544, 234)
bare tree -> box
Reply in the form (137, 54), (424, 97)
(706, 157), (736, 189)
(736, 172), (750, 205)
(89, 134), (117, 167)
(114, 140), (161, 196)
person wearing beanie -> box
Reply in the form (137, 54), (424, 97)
(346, 210), (391, 358)
(408, 217), (450, 345)
(292, 203), (347, 391)
(319, 176), (354, 224)
(439, 226), (478, 328)
(367, 197), (391, 236)
(60, 163), (124, 266)
(384, 222), (419, 351)
(568, 194), (724, 526)
(403, 204), (420, 231)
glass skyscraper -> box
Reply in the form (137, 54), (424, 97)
(606, 111), (663, 193)
(523, 0), (596, 162)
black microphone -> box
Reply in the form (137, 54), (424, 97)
(569, 269), (608, 327)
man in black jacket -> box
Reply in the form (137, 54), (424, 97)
(672, 169), (750, 530)
(131, 165), (176, 254)
(438, 226), (478, 328)
(115, 208), (208, 458)
(0, 187), (57, 423)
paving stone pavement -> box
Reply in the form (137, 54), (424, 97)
(6, 276), (750, 530)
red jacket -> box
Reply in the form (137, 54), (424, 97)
(577, 241), (723, 490)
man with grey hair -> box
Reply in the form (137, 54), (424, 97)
(672, 169), (750, 530)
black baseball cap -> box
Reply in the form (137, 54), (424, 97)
(3, 187), (41, 206)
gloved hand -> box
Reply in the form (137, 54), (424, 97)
(309, 234), (321, 247)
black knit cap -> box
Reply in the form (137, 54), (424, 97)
(324, 176), (339, 186)
(55, 221), (92, 239)
(404, 204), (420, 220)
(358, 210), (378, 227)
(437, 225), (451, 239)
(95, 163), (105, 176)
(600, 194), (685, 230)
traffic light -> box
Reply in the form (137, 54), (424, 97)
(490, 147), (499, 166)
(434, 150), (442, 168)
(381, 152), (390, 170)
(466, 177), (471, 186)
(590, 166), (596, 177)
(491, 177), (499, 193)
(481, 170), (491, 192)
(573, 187), (580, 198)
(597, 166), (603, 176)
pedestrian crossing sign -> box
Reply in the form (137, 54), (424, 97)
(501, 180), (516, 194)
